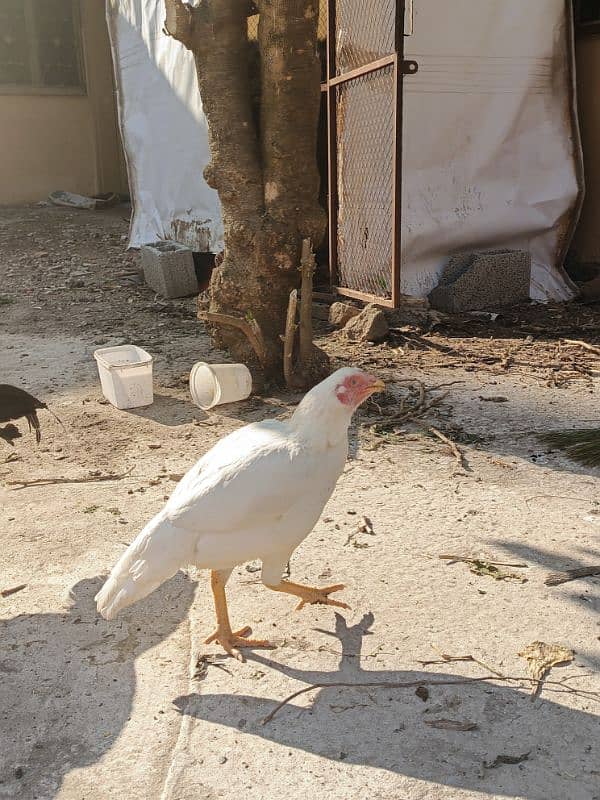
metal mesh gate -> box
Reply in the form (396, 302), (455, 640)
(324, 0), (417, 305)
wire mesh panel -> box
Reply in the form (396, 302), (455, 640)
(336, 66), (394, 297)
(335, 0), (396, 74)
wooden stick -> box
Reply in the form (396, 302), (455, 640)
(1, 583), (27, 598)
(439, 555), (528, 569)
(428, 426), (467, 470)
(6, 466), (134, 490)
(563, 339), (600, 356)
(283, 289), (299, 389)
(545, 566), (600, 586)
(298, 238), (315, 371)
(200, 311), (267, 366)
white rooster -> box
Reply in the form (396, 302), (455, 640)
(96, 367), (384, 659)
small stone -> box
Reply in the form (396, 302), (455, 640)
(343, 303), (389, 343)
(14, 766), (24, 779)
(218, 755), (228, 765)
(329, 301), (360, 328)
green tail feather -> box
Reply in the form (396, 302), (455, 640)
(540, 428), (600, 467)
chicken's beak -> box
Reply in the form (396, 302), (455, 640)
(363, 378), (385, 399)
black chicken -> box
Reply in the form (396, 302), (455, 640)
(0, 385), (60, 445)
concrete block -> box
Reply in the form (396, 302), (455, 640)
(428, 249), (531, 313)
(141, 241), (198, 299)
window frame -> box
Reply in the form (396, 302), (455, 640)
(0, 0), (87, 96)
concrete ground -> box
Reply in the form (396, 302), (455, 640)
(0, 206), (599, 800)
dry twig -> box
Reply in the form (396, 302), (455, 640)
(6, 466), (134, 490)
(563, 339), (600, 356)
(439, 555), (528, 569)
(428, 426), (467, 470)
(283, 289), (299, 389)
(1, 583), (27, 598)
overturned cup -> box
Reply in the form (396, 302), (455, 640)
(189, 362), (252, 410)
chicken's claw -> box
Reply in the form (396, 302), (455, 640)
(294, 583), (350, 611)
(204, 626), (275, 662)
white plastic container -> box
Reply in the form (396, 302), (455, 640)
(93, 345), (154, 410)
(189, 362), (252, 410)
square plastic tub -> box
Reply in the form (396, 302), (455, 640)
(93, 345), (154, 409)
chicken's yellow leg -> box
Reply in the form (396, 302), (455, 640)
(204, 570), (274, 661)
(266, 579), (350, 610)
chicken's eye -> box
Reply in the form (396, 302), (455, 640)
(349, 377), (358, 387)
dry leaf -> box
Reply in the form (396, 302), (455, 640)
(484, 752), (530, 769)
(358, 516), (375, 535)
(518, 641), (574, 696)
(468, 560), (527, 583)
(424, 719), (478, 731)
(415, 686), (429, 702)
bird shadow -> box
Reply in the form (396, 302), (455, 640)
(0, 572), (195, 798)
(174, 612), (600, 800)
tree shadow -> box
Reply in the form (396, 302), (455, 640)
(0, 572), (195, 798)
(174, 613), (600, 800)
(127, 392), (208, 426)
(489, 538), (600, 670)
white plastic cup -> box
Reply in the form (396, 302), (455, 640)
(93, 345), (154, 409)
(189, 362), (252, 410)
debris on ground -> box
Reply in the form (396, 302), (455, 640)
(193, 653), (233, 681)
(1, 583), (27, 598)
(518, 641), (574, 697)
(415, 686), (429, 702)
(49, 190), (120, 210)
(424, 718), (478, 731)
(484, 752), (530, 769)
(428, 426), (468, 471)
(439, 554), (528, 583)
(343, 303), (389, 343)
(364, 379), (450, 438)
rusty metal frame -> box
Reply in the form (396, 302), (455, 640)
(322, 0), (417, 307)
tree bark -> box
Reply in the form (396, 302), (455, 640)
(165, 0), (327, 383)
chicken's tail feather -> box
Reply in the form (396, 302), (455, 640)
(95, 512), (194, 619)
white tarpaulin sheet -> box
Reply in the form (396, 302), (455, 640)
(402, 0), (582, 300)
(106, 0), (223, 252)
(107, 0), (582, 300)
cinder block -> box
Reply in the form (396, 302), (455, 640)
(428, 249), (531, 312)
(140, 241), (198, 299)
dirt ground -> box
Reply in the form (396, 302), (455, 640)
(1, 205), (599, 800)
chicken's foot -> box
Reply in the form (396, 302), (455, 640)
(205, 569), (274, 661)
(266, 579), (350, 611)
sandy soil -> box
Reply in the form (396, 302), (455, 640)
(1, 205), (599, 800)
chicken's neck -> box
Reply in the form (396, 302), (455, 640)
(290, 394), (353, 448)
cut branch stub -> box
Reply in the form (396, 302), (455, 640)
(199, 311), (267, 367)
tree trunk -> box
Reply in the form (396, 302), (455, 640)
(165, 0), (327, 383)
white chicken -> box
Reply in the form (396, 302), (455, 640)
(96, 367), (384, 659)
